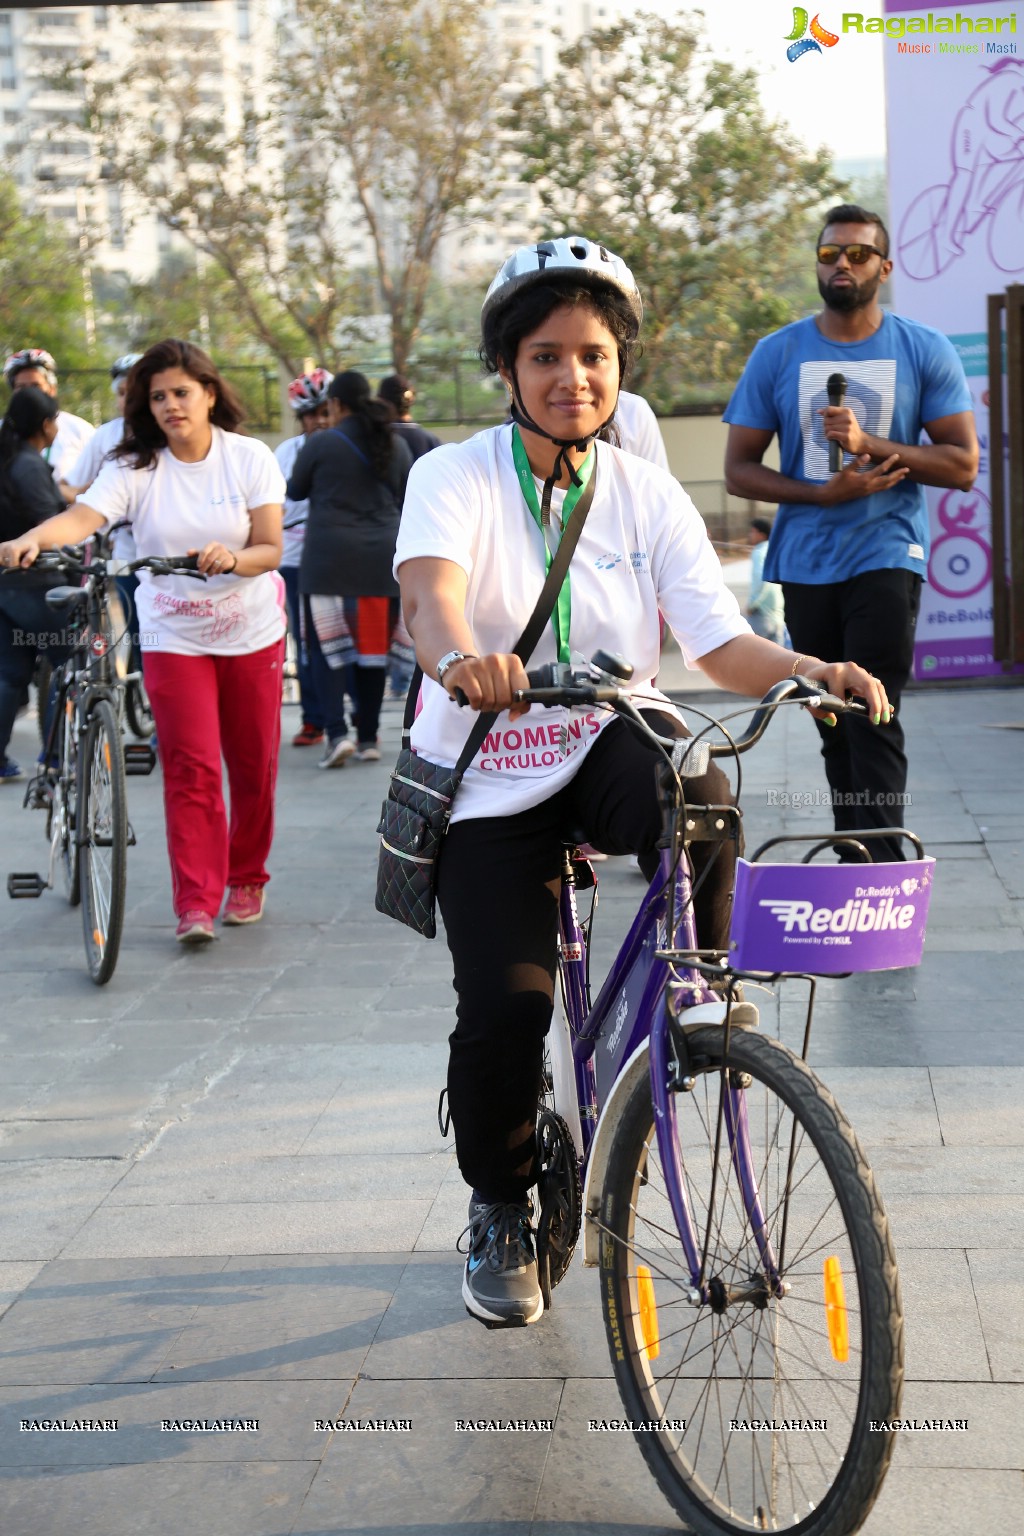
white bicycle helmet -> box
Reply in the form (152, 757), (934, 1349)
(4, 347), (58, 391)
(110, 353), (143, 381)
(288, 368), (334, 414)
(481, 239), (642, 514)
(481, 237), (642, 332)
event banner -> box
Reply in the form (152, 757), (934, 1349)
(729, 858), (936, 974)
(884, 0), (1020, 679)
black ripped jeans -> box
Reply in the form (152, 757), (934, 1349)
(782, 569), (922, 863)
(436, 711), (738, 1205)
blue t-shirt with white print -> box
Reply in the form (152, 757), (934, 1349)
(724, 313), (972, 584)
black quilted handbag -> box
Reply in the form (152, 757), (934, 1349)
(374, 460), (598, 937)
(374, 742), (469, 938)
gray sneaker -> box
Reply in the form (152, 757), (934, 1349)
(459, 1196), (543, 1328)
(318, 736), (355, 769)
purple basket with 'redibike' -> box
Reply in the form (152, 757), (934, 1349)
(728, 857), (936, 975)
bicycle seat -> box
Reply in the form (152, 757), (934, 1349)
(44, 586), (85, 610)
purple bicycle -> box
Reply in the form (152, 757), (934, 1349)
(519, 656), (928, 1536)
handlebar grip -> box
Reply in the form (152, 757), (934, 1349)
(453, 687), (469, 708)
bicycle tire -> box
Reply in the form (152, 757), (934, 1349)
(598, 1026), (903, 1536)
(34, 657), (53, 748)
(78, 698), (127, 986)
(51, 695), (81, 906)
(123, 671), (155, 740)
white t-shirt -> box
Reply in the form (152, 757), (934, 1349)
(45, 410), (94, 486)
(82, 427), (286, 656)
(615, 391), (670, 472)
(67, 417), (136, 559)
(274, 433), (308, 568)
(394, 424), (748, 822)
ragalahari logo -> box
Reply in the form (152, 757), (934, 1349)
(785, 8), (840, 61)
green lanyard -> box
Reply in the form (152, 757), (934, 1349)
(510, 425), (594, 664)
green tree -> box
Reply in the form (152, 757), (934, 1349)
(0, 175), (92, 380)
(69, 0), (503, 376)
(504, 13), (846, 408)
(277, 0), (503, 373)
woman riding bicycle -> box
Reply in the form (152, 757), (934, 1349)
(395, 236), (892, 1329)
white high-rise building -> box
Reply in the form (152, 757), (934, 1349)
(0, 2), (277, 285)
(0, 1), (624, 294)
(439, 0), (627, 278)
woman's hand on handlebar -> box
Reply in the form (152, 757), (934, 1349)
(0, 536), (40, 570)
(799, 659), (892, 726)
(444, 653), (531, 720)
(190, 541), (238, 577)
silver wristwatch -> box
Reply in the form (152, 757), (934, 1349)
(436, 650), (476, 684)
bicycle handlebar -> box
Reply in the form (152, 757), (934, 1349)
(28, 548), (205, 580)
(505, 660), (865, 758)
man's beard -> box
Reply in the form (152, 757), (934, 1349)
(818, 272), (881, 312)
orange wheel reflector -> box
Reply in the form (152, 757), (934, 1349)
(824, 1255), (849, 1362)
(92, 931), (104, 947)
(103, 741), (111, 770)
(637, 1265), (660, 1361)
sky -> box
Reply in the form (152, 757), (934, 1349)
(630, 1), (889, 162)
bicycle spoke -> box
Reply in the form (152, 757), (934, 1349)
(599, 1028), (900, 1534)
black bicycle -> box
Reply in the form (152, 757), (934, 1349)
(6, 545), (204, 984)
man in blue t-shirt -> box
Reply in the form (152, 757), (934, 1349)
(724, 203), (978, 861)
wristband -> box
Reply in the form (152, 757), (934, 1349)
(436, 650), (477, 684)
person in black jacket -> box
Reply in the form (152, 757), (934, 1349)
(378, 374), (441, 462)
(0, 386), (70, 781)
(287, 370), (413, 767)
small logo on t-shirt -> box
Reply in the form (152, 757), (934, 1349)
(595, 552), (623, 570)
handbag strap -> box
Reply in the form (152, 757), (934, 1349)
(401, 455), (599, 774)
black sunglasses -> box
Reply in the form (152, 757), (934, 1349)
(817, 242), (887, 266)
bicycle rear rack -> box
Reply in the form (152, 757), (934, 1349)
(7, 872), (46, 899)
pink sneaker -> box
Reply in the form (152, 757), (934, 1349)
(223, 885), (266, 925)
(176, 911), (216, 944)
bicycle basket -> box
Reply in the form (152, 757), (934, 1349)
(728, 855), (936, 974)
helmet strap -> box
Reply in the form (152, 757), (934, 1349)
(507, 369), (617, 523)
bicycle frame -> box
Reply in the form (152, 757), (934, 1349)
(552, 831), (777, 1296)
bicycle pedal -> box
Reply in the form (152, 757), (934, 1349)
(123, 744), (157, 776)
(23, 776), (51, 811)
(7, 872), (47, 899)
(464, 1306), (529, 1330)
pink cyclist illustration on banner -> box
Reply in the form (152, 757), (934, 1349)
(927, 487), (992, 600)
(898, 60), (1024, 282)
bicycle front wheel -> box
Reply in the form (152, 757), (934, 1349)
(78, 698), (127, 985)
(598, 1026), (903, 1536)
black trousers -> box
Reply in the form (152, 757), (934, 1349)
(782, 569), (922, 864)
(435, 711), (738, 1204)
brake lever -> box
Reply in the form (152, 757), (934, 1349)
(791, 675), (866, 715)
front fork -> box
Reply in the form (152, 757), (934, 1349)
(652, 1006), (785, 1303)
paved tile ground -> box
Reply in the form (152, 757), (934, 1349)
(1, 661), (1023, 1535)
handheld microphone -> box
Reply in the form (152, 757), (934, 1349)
(826, 373), (847, 474)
